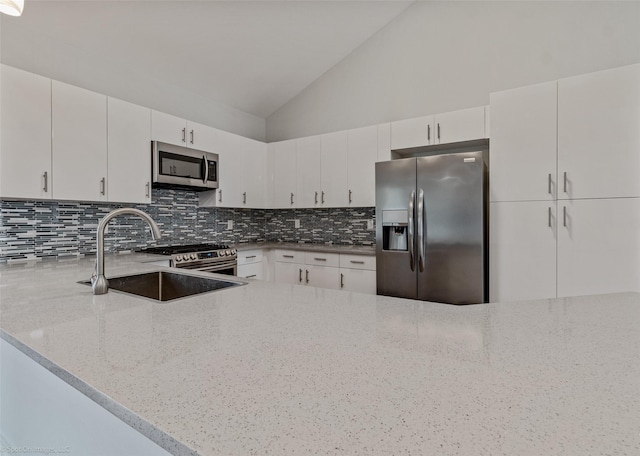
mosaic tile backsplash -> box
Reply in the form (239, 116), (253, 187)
(0, 189), (375, 263)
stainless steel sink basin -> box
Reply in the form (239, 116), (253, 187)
(80, 271), (244, 302)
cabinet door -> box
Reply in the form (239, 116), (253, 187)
(305, 265), (341, 290)
(238, 262), (263, 280)
(347, 125), (377, 207)
(52, 81), (107, 202)
(296, 136), (321, 208)
(0, 65), (52, 200)
(216, 130), (244, 207)
(275, 262), (304, 285)
(390, 115), (435, 149)
(151, 110), (187, 146)
(489, 81), (558, 202)
(557, 198), (640, 297)
(340, 268), (376, 294)
(558, 64), (640, 199)
(185, 121), (217, 152)
(434, 106), (485, 145)
(243, 138), (267, 208)
(490, 201), (557, 302)
(321, 131), (349, 207)
(107, 98), (151, 204)
(272, 140), (297, 208)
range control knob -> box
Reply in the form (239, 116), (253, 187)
(190, 253), (197, 260)
(225, 249), (231, 256)
(175, 255), (183, 262)
(231, 249), (237, 255)
(219, 250), (226, 257)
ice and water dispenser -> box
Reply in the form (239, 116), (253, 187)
(382, 209), (409, 251)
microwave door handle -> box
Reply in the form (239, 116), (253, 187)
(202, 155), (208, 184)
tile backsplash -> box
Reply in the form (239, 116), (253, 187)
(0, 189), (375, 263)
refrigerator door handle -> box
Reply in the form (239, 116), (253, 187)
(408, 190), (415, 271)
(417, 189), (425, 272)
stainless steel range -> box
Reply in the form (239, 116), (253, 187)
(139, 244), (238, 276)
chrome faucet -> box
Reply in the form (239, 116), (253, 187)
(91, 208), (162, 295)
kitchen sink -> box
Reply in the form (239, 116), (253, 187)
(80, 271), (245, 302)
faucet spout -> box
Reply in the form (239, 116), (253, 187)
(91, 208), (162, 295)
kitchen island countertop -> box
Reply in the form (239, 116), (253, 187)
(0, 254), (638, 455)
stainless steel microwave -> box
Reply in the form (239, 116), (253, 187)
(152, 141), (218, 191)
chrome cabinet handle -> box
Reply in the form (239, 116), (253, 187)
(218, 189), (222, 203)
(291, 192), (294, 205)
(190, 129), (194, 144)
(315, 191), (318, 204)
(349, 189), (352, 203)
(437, 123), (441, 140)
(243, 192), (247, 204)
(245, 255), (256, 259)
(100, 177), (106, 195)
(145, 182), (150, 198)
(417, 189), (425, 272)
(427, 124), (431, 141)
(321, 191), (325, 204)
(182, 128), (186, 143)
(305, 269), (309, 284)
(408, 190), (415, 271)
(548, 207), (552, 228)
(246, 274), (257, 278)
(350, 260), (365, 264)
(340, 273), (344, 288)
(548, 173), (552, 195)
(42, 172), (48, 192)
(563, 206), (567, 227)
(299, 268), (302, 283)
(314, 257), (327, 261)
(283, 254), (294, 258)
(563, 172), (568, 193)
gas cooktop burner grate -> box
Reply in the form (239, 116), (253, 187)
(138, 244), (231, 255)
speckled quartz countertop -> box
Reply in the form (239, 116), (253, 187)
(1, 254), (639, 455)
(235, 242), (375, 255)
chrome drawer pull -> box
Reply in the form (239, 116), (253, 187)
(246, 274), (257, 278)
(283, 254), (294, 258)
(350, 260), (365, 264)
(245, 255), (256, 259)
(314, 257), (327, 261)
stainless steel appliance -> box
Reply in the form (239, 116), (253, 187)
(139, 244), (237, 276)
(375, 149), (488, 304)
(152, 141), (218, 191)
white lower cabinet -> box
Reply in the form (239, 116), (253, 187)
(237, 249), (265, 280)
(274, 261), (305, 285)
(490, 201), (557, 302)
(305, 265), (341, 290)
(557, 198), (640, 297)
(339, 268), (376, 294)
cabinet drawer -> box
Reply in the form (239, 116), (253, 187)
(304, 251), (339, 267)
(274, 249), (304, 263)
(238, 249), (263, 265)
(339, 254), (376, 270)
(238, 262), (263, 280)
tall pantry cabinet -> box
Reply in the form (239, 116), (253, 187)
(490, 63), (640, 302)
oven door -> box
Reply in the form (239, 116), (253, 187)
(152, 141), (218, 190)
(173, 259), (237, 276)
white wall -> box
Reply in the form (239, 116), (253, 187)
(0, 16), (266, 141)
(266, 1), (640, 142)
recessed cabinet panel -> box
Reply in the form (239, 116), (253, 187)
(296, 136), (321, 208)
(0, 65), (52, 200)
(557, 198), (640, 297)
(347, 125), (378, 207)
(107, 98), (151, 204)
(558, 64), (640, 199)
(321, 131), (349, 207)
(489, 81), (558, 202)
(52, 81), (107, 202)
(490, 201), (557, 302)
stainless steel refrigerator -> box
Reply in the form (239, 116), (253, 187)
(375, 150), (488, 304)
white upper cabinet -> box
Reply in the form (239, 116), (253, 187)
(558, 64), (640, 200)
(433, 106), (486, 145)
(216, 130), (244, 207)
(490, 201), (558, 302)
(272, 139), (297, 208)
(52, 81), (108, 202)
(151, 110), (187, 147)
(321, 131), (349, 207)
(296, 136), (321, 208)
(185, 120), (218, 152)
(347, 125), (378, 207)
(557, 198), (640, 297)
(489, 81), (558, 202)
(0, 65), (52, 200)
(107, 98), (151, 204)
(390, 115), (434, 150)
(377, 123), (391, 162)
(243, 138), (267, 208)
